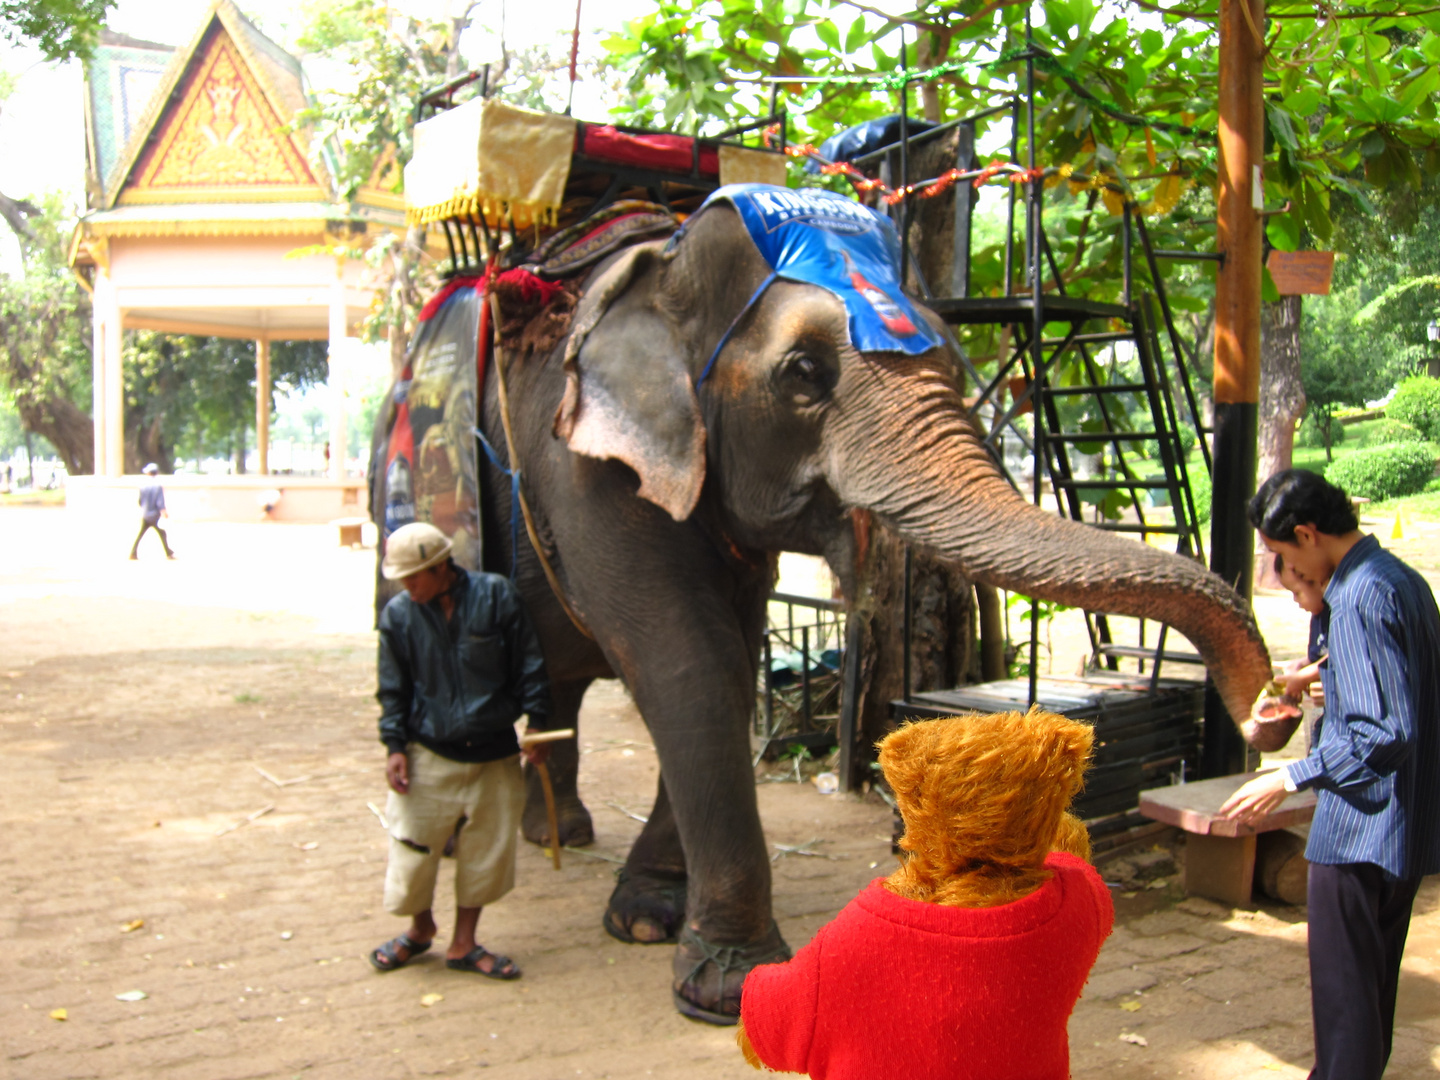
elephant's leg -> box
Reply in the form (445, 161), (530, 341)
(613, 623), (789, 1025)
(604, 776), (687, 944)
(522, 677), (595, 848)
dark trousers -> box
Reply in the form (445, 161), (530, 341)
(1307, 861), (1422, 1080)
(130, 518), (172, 558)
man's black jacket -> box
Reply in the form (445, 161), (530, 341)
(378, 568), (551, 762)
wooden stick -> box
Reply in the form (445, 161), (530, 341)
(254, 765), (313, 788)
(518, 728), (576, 746)
(215, 803), (275, 837)
(535, 760), (563, 871)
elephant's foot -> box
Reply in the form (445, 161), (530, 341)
(522, 773), (594, 848)
(671, 921), (790, 1026)
(603, 868), (687, 944)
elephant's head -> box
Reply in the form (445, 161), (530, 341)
(553, 187), (1271, 728)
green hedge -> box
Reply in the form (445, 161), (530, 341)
(1189, 471), (1211, 523)
(1358, 419), (1425, 447)
(1387, 377), (1440, 440)
(1324, 443), (1438, 501)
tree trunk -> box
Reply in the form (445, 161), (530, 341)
(126, 417), (172, 475)
(913, 33), (948, 123)
(844, 514), (977, 783)
(1256, 295), (1305, 587)
(16, 397), (94, 476)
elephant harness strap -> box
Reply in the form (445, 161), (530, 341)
(471, 203), (684, 640)
(475, 256), (595, 641)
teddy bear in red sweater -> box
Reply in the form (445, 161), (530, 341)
(737, 708), (1113, 1080)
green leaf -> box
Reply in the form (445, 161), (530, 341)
(844, 16), (867, 54)
(814, 18), (840, 52)
(1283, 86), (1323, 118)
(1266, 105), (1299, 151)
(1261, 265), (1281, 304)
(1266, 211), (1300, 253)
(1399, 66), (1440, 112)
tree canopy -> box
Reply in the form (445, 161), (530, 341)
(603, 0), (1440, 348)
(0, 0), (112, 61)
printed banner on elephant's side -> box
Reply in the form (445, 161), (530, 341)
(381, 284), (483, 573)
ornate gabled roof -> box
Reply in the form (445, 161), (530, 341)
(101, 0), (331, 209)
(83, 29), (175, 205)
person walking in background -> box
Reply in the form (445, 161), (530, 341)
(1222, 469), (1440, 1080)
(129, 463), (175, 560)
(369, 521), (552, 979)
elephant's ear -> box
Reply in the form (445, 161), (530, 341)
(553, 241), (706, 522)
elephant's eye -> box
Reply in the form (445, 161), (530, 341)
(778, 352), (833, 406)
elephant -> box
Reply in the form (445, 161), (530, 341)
(373, 185), (1273, 1024)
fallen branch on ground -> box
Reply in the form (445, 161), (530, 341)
(215, 804), (275, 837)
(254, 765), (313, 788)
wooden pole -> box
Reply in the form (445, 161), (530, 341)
(255, 338), (271, 476)
(1203, 0), (1265, 778)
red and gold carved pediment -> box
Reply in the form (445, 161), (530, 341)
(118, 24), (322, 205)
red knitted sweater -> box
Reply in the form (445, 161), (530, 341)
(740, 852), (1113, 1080)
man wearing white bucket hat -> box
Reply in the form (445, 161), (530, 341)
(370, 521), (552, 979)
(129, 463), (175, 560)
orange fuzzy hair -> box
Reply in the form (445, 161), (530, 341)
(880, 708), (1095, 908)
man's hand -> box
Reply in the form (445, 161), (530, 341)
(1219, 769), (1290, 826)
(1281, 671), (1313, 700)
(386, 751), (410, 794)
(520, 729), (552, 768)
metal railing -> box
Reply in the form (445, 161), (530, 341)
(755, 592), (847, 760)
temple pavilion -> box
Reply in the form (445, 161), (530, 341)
(67, 0), (404, 499)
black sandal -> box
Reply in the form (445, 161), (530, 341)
(446, 946), (521, 980)
(369, 933), (432, 972)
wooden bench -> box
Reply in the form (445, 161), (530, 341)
(1139, 771), (1316, 906)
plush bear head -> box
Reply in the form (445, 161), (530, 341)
(878, 708), (1094, 908)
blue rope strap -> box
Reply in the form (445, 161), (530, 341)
(695, 270), (777, 391)
(475, 426), (521, 581)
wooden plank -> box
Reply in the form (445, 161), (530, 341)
(1139, 771), (1316, 837)
(1186, 832), (1257, 906)
(1266, 250), (1335, 296)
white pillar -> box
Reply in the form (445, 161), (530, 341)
(91, 269), (108, 475)
(255, 338), (271, 475)
(327, 269), (348, 480)
(106, 304), (123, 476)
(93, 268), (125, 478)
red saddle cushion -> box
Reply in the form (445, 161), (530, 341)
(579, 124), (719, 177)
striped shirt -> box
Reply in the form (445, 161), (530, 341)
(1286, 534), (1440, 880)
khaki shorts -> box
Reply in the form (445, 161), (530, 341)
(383, 743), (525, 915)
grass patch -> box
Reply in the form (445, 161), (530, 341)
(0, 489), (65, 507)
(1363, 480), (1440, 522)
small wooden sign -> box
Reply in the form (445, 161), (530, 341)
(1266, 250), (1334, 296)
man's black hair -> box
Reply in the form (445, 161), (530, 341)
(1247, 468), (1359, 542)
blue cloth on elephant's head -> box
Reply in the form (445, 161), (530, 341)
(699, 184), (942, 356)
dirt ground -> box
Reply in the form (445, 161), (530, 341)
(2, 505), (1439, 1079)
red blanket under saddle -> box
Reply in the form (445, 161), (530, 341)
(579, 124), (719, 177)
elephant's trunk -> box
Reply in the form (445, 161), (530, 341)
(830, 355), (1271, 727)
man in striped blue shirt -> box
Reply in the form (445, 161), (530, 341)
(1222, 469), (1440, 1080)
